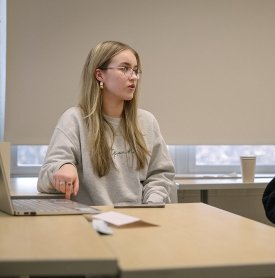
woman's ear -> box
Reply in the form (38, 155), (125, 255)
(95, 68), (103, 82)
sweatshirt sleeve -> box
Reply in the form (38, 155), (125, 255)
(141, 112), (176, 204)
(37, 108), (82, 193)
(262, 177), (275, 224)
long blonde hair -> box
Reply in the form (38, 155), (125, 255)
(79, 41), (150, 177)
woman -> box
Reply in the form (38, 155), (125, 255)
(37, 41), (175, 205)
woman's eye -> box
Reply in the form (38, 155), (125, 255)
(122, 66), (129, 73)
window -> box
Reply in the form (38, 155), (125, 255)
(169, 145), (275, 175)
(11, 144), (275, 177)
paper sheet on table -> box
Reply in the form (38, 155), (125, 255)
(93, 211), (140, 226)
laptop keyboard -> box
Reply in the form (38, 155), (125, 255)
(12, 199), (83, 213)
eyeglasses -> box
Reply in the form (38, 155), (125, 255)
(102, 66), (142, 79)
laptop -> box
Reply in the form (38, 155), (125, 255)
(0, 142), (100, 216)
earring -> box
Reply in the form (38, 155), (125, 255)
(100, 81), (104, 89)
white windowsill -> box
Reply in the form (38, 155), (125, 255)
(175, 173), (275, 179)
(175, 175), (272, 190)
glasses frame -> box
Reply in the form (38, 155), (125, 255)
(101, 66), (142, 79)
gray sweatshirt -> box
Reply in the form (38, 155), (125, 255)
(37, 107), (175, 205)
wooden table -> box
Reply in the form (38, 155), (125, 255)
(102, 203), (275, 278)
(5, 179), (275, 278)
(0, 212), (117, 277)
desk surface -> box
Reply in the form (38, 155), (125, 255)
(10, 177), (64, 198)
(102, 203), (275, 278)
(10, 177), (272, 197)
(10, 177), (39, 196)
(1, 203), (275, 278)
(0, 213), (117, 277)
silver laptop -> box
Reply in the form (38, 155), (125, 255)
(0, 142), (100, 216)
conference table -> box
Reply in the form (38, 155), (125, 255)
(102, 203), (275, 278)
(1, 202), (275, 277)
(0, 211), (117, 278)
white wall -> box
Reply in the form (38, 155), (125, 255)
(5, 0), (275, 145)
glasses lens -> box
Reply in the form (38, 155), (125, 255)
(122, 67), (141, 79)
(132, 68), (141, 79)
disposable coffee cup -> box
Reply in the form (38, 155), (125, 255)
(240, 156), (256, 183)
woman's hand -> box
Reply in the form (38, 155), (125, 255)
(53, 163), (79, 199)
